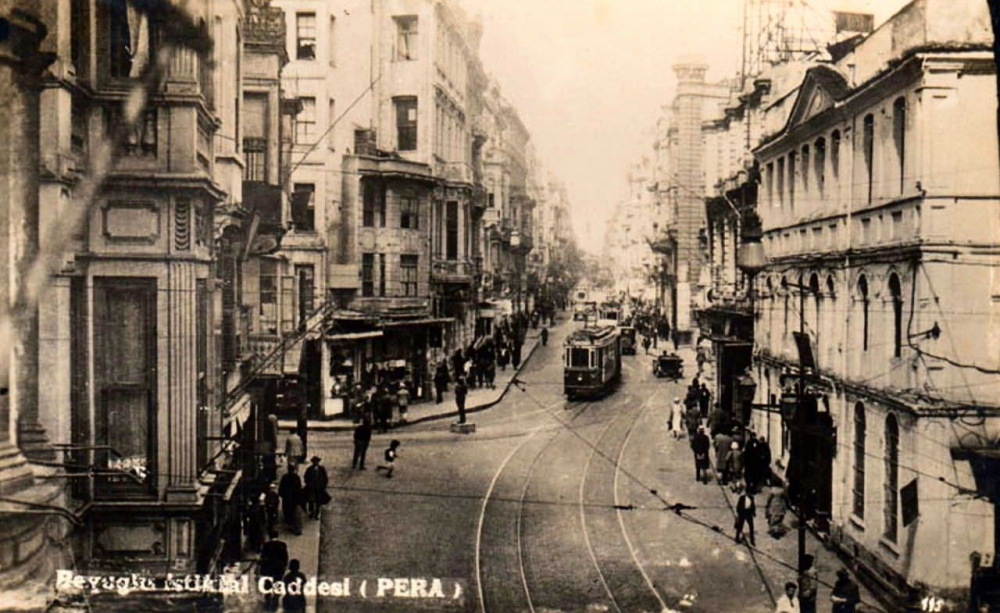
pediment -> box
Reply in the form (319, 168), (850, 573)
(785, 65), (850, 131)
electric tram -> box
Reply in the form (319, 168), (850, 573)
(563, 325), (622, 399)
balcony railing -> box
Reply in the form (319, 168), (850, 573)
(431, 259), (474, 284)
(245, 2), (286, 47)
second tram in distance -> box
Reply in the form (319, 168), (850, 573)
(563, 325), (622, 400)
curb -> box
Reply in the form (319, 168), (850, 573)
(281, 336), (543, 433)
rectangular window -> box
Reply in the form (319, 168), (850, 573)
(259, 259), (278, 333)
(296, 13), (316, 60)
(812, 227), (822, 249)
(788, 151), (797, 211)
(487, 193), (495, 208)
(291, 183), (315, 231)
(243, 93), (268, 181)
(400, 196), (419, 229)
(569, 348), (590, 368)
(863, 114), (875, 204)
(361, 254), (374, 297)
(109, 0), (153, 78)
(328, 16), (336, 66)
(446, 200), (459, 259)
(765, 163), (774, 206)
(280, 275), (294, 333)
(394, 96), (418, 151)
(394, 16), (418, 61)
(296, 264), (315, 325)
(829, 223), (838, 248)
(378, 253), (386, 297)
(776, 158), (785, 208)
(401, 254), (418, 297)
(327, 99), (336, 150)
(363, 180), (386, 227)
(296, 97), (316, 144)
(93, 277), (156, 496)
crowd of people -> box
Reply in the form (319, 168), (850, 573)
(666, 375), (861, 613)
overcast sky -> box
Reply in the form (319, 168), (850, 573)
(465, 0), (909, 252)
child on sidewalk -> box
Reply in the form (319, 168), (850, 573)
(376, 440), (401, 478)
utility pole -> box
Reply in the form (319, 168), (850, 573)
(797, 280), (807, 576)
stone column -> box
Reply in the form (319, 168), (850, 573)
(1, 6), (56, 468)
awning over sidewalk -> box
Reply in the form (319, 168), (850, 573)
(326, 330), (383, 341)
(380, 317), (454, 328)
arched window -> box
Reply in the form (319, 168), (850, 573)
(788, 150), (797, 211)
(893, 97), (906, 195)
(858, 275), (870, 351)
(831, 130), (841, 179)
(853, 403), (866, 519)
(809, 273), (821, 356)
(889, 273), (903, 358)
(863, 114), (875, 203)
(814, 137), (826, 199)
(884, 414), (900, 542)
(782, 276), (789, 339)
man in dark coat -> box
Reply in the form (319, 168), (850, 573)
(755, 435), (772, 487)
(259, 531), (288, 611)
(698, 383), (711, 417)
(434, 362), (449, 403)
(278, 463), (303, 535)
(303, 456), (329, 519)
(830, 568), (861, 613)
(455, 377), (468, 424)
(691, 427), (712, 483)
(352, 419), (372, 470)
(512, 343), (522, 369)
(734, 491), (757, 546)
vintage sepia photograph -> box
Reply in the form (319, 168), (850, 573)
(0, 0), (998, 611)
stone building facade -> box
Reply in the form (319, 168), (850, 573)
(750, 1), (1000, 608)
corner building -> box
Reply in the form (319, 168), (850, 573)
(750, 1), (1000, 608)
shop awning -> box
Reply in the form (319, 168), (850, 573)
(326, 330), (383, 341)
(380, 317), (454, 328)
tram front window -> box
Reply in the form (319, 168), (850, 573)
(568, 348), (590, 368)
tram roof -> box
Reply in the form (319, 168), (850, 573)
(565, 325), (619, 345)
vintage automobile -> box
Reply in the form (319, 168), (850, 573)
(619, 326), (637, 355)
(652, 352), (683, 380)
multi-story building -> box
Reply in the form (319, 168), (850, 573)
(647, 58), (729, 344)
(604, 156), (657, 299)
(0, 0), (298, 607)
(749, 1), (1000, 609)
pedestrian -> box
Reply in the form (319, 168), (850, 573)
(774, 581), (800, 613)
(303, 456), (330, 520)
(691, 427), (711, 483)
(259, 531), (288, 611)
(352, 418), (372, 470)
(670, 398), (685, 439)
(486, 361), (496, 390)
(296, 403), (309, 461)
(541, 327), (549, 346)
(798, 554), (819, 613)
(263, 483), (279, 535)
(498, 345), (509, 371)
(714, 429), (734, 484)
(734, 491), (756, 547)
(284, 430), (304, 465)
(698, 383), (711, 418)
(434, 363), (448, 404)
(830, 568), (861, 613)
(756, 435), (772, 490)
(278, 463), (303, 535)
(512, 343), (522, 368)
(376, 439), (400, 478)
(396, 381), (410, 424)
(727, 441), (744, 492)
(642, 335), (651, 354)
(455, 376), (468, 424)
(377, 388), (392, 433)
(262, 413), (279, 483)
(685, 403), (701, 439)
(281, 559), (307, 613)
(246, 497), (266, 552)
(765, 483), (788, 537)
(708, 405), (727, 437)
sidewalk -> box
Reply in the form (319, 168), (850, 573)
(279, 325), (551, 435)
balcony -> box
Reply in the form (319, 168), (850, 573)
(245, 1), (287, 60)
(432, 259), (474, 285)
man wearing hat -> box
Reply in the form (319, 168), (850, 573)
(830, 568), (860, 613)
(303, 456), (330, 520)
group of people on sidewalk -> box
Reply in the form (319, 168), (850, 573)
(668, 375), (863, 613)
